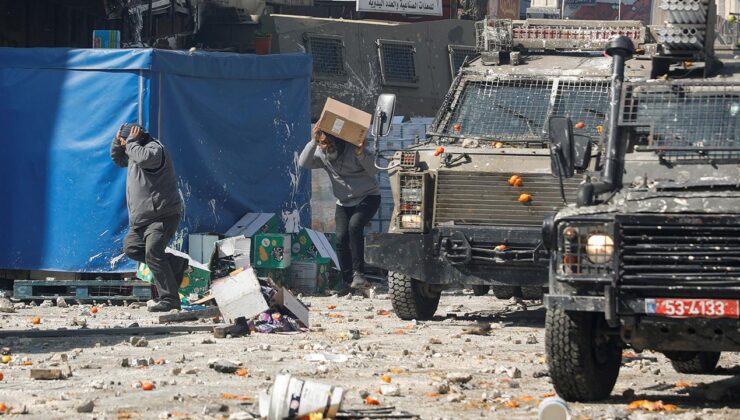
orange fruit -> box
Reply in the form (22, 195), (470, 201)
(364, 396), (380, 405)
(0, 372), (4, 381)
(31, 316), (41, 325)
(518, 193), (532, 203)
(434, 147), (445, 156)
(513, 178), (523, 187)
(508, 175), (520, 185)
(235, 368), (249, 377)
(141, 382), (155, 391)
(574, 121), (586, 129)
(91, 306), (99, 314)
(453, 123), (462, 132)
(0, 402), (6, 413)
(381, 375), (392, 383)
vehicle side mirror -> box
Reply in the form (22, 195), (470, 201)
(548, 116), (575, 178)
(372, 93), (396, 137)
(572, 134), (593, 171)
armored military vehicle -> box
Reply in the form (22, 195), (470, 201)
(543, 2), (740, 401)
(365, 18), (644, 320)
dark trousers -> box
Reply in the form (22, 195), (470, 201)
(335, 195), (380, 283)
(123, 213), (187, 305)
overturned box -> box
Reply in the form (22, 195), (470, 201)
(225, 213), (279, 238)
(211, 268), (269, 323)
(289, 258), (331, 294)
(317, 97), (372, 147)
(271, 286), (309, 328)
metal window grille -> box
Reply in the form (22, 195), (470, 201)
(448, 45), (479, 79)
(377, 40), (418, 86)
(306, 35), (347, 79)
(438, 78), (610, 142)
(620, 81), (740, 160)
(397, 173), (425, 231)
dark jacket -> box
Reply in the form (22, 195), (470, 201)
(110, 136), (181, 227)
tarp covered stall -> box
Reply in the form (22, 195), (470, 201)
(0, 48), (311, 272)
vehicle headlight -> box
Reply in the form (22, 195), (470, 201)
(585, 233), (614, 264)
(400, 214), (422, 228)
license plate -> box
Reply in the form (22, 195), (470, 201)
(645, 298), (740, 319)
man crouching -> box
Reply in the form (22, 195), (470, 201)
(111, 123), (187, 312)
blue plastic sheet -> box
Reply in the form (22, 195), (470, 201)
(0, 48), (311, 272)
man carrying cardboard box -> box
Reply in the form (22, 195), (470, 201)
(299, 99), (380, 290)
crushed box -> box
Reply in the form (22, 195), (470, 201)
(188, 233), (220, 265)
(224, 213), (278, 238)
(317, 97), (372, 147)
(254, 234), (292, 269)
(211, 268), (269, 323)
(270, 286), (309, 328)
(290, 258), (331, 294)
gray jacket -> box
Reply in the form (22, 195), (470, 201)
(299, 140), (380, 207)
(110, 137), (181, 228)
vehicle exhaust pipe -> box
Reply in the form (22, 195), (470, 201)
(577, 36), (635, 207)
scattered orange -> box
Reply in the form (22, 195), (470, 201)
(541, 392), (556, 398)
(574, 121), (586, 129)
(504, 399), (520, 408)
(519, 395), (535, 402)
(512, 178), (523, 187)
(0, 403), (6, 413)
(376, 309), (391, 316)
(453, 123), (462, 132)
(628, 400), (678, 412)
(221, 393), (253, 401)
(494, 245), (508, 252)
(518, 193), (532, 203)
(235, 368), (249, 377)
(433, 147), (445, 157)
(389, 368), (405, 374)
(31, 316), (41, 325)
(327, 305), (336, 310)
(392, 329), (406, 335)
(141, 382), (155, 391)
(154, 358), (166, 365)
(327, 313), (345, 319)
(508, 175), (521, 185)
(381, 375), (392, 383)
(0, 372), (4, 381)
(364, 396), (380, 405)
(91, 306), (99, 314)
(426, 392), (441, 398)
(675, 381), (691, 388)
(1, 356), (10, 364)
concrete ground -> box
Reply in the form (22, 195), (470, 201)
(1, 290), (739, 419)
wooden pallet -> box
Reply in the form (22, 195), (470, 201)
(13, 279), (152, 301)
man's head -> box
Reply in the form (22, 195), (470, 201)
(316, 130), (342, 160)
(118, 123), (149, 143)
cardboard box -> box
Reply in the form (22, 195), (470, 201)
(189, 233), (220, 265)
(291, 230), (321, 261)
(211, 268), (269, 323)
(224, 213), (279, 238)
(271, 287), (309, 328)
(290, 257), (331, 294)
(254, 234), (292, 269)
(136, 248), (210, 301)
(317, 98), (372, 147)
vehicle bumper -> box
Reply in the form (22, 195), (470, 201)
(365, 226), (548, 285)
(546, 294), (740, 352)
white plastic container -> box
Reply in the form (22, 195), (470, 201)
(266, 374), (344, 420)
(538, 396), (570, 420)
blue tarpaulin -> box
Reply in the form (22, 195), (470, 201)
(0, 48), (312, 272)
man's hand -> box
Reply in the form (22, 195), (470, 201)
(355, 139), (366, 156)
(128, 125), (142, 143)
(311, 125), (321, 143)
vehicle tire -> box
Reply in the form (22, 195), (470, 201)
(388, 271), (440, 321)
(521, 286), (544, 300)
(546, 309), (621, 402)
(473, 285), (490, 296)
(491, 286), (518, 300)
(665, 351), (721, 374)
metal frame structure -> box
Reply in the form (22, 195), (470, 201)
(304, 33), (347, 81)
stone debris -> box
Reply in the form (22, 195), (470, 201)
(31, 368), (70, 380)
(446, 372), (473, 384)
(380, 384), (401, 396)
(0, 297), (16, 313)
(525, 335), (538, 344)
(40, 299), (53, 308)
(202, 403), (229, 415)
(76, 400), (95, 413)
(129, 336), (148, 347)
(210, 359), (238, 374)
(56, 297), (68, 308)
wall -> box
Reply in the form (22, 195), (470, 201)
(264, 15), (477, 120)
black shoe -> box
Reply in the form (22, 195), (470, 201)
(147, 300), (181, 312)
